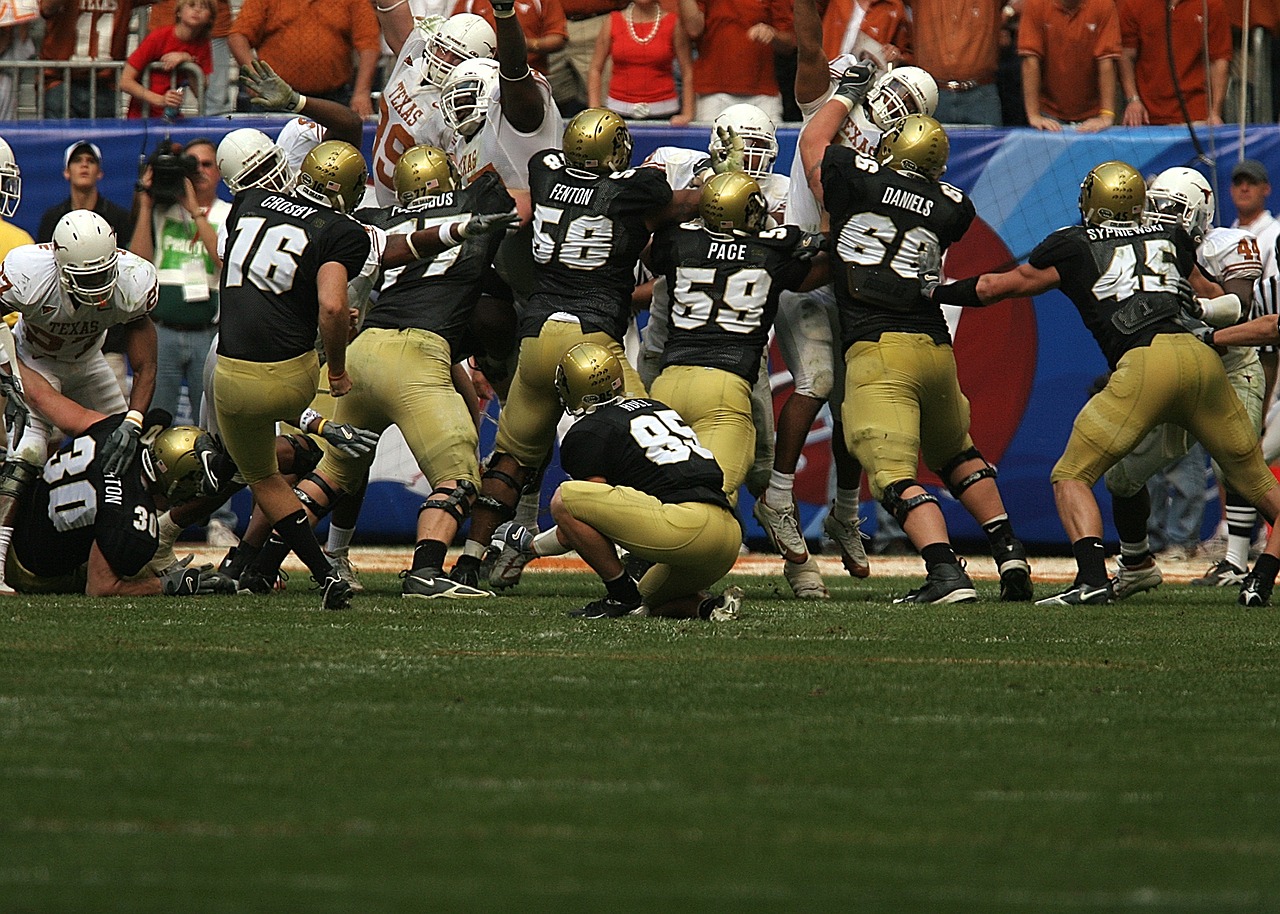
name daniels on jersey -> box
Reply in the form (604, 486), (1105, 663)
(260, 196), (317, 219)
(880, 186), (933, 217)
(549, 184), (596, 206)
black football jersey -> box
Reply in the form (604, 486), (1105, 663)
(13, 415), (159, 581)
(822, 147), (975, 348)
(218, 188), (371, 362)
(358, 173), (514, 355)
(649, 223), (812, 384)
(559, 398), (731, 509)
(1029, 222), (1197, 370)
(522, 150), (673, 342)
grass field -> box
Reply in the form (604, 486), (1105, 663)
(3, 561), (1279, 912)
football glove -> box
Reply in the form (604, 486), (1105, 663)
(0, 369), (28, 446)
(241, 59), (301, 112)
(795, 232), (825, 262)
(318, 421), (380, 458)
(101, 415), (143, 476)
(462, 210), (521, 238)
(710, 125), (746, 174)
(162, 562), (237, 596)
(1191, 324), (1219, 347)
(834, 60), (878, 108)
(917, 238), (942, 298)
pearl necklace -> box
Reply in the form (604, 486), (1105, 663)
(624, 4), (663, 45)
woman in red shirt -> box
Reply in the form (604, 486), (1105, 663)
(587, 0), (695, 125)
(120, 0), (216, 118)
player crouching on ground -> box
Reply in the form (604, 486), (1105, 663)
(496, 342), (743, 620)
(2, 360), (233, 596)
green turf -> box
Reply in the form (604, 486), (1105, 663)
(2, 572), (1278, 912)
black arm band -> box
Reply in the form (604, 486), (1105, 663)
(932, 276), (985, 308)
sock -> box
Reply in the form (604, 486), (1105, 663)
(532, 527), (570, 557)
(833, 487), (859, 521)
(1071, 537), (1108, 587)
(920, 542), (956, 570)
(0, 526), (12, 590)
(462, 540), (487, 560)
(1119, 537), (1152, 566)
(765, 470), (795, 505)
(981, 514), (1015, 552)
(251, 535), (290, 579)
(454, 553), (481, 575)
(1253, 552), (1280, 587)
(157, 510), (182, 550)
(326, 523), (355, 556)
(412, 539), (447, 573)
(272, 510), (331, 581)
(513, 491), (540, 533)
(1225, 493), (1255, 571)
(604, 571), (640, 604)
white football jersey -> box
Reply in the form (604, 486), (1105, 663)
(643, 146), (790, 223)
(0, 245), (157, 362)
(1199, 226), (1263, 286)
(276, 116), (327, 172)
(371, 24), (451, 206)
(447, 70), (561, 191)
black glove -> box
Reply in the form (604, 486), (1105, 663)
(101, 415), (143, 476)
(240, 59), (302, 112)
(490, 0), (516, 17)
(193, 432), (228, 497)
(795, 232), (825, 262)
(1192, 324), (1218, 347)
(0, 369), (28, 446)
(462, 211), (521, 239)
(162, 562), (237, 596)
(834, 60), (878, 107)
(318, 421), (380, 458)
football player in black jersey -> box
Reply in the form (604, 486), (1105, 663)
(648, 171), (828, 503)
(3, 360), (232, 596)
(821, 114), (1033, 605)
(929, 160), (1280, 607)
(457, 108), (700, 588)
(496, 342), (743, 619)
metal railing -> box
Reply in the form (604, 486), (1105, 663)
(138, 61), (207, 118)
(0, 59), (126, 119)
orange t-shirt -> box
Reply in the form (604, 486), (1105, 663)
(450, 0), (570, 74)
(41, 0), (141, 84)
(1119, 0), (1232, 125)
(908, 0), (1002, 84)
(149, 0), (234, 38)
(820, 0), (912, 64)
(1018, 0), (1121, 123)
(1225, 0), (1279, 31)
(691, 0), (793, 97)
(230, 0), (382, 96)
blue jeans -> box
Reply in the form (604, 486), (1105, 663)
(1147, 443), (1208, 551)
(45, 80), (119, 119)
(935, 83), (1003, 126)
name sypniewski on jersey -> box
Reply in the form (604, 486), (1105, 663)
(881, 185), (933, 217)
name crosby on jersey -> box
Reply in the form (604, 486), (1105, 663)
(260, 196), (316, 219)
(881, 185), (934, 217)
(549, 184), (596, 207)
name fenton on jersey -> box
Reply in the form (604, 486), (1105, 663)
(549, 184), (596, 207)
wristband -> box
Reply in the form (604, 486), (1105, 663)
(125, 409), (144, 428)
(1128, 95), (1141, 104)
(931, 276), (984, 308)
(314, 417), (327, 435)
(440, 219), (465, 248)
(292, 93), (308, 114)
(1098, 109), (1114, 117)
(299, 406), (324, 432)
(499, 65), (532, 81)
(405, 230), (422, 260)
(327, 367), (347, 379)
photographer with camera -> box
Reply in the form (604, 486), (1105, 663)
(129, 137), (238, 545)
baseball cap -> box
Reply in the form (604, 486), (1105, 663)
(63, 141), (102, 170)
(1231, 159), (1270, 184)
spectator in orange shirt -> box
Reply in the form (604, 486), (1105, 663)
(451, 0), (569, 74)
(676, 0), (794, 122)
(229, 0), (382, 119)
(1119, 0), (1232, 126)
(587, 0), (694, 123)
(38, 0), (148, 118)
(906, 0), (1004, 125)
(819, 0), (911, 64)
(1018, 0), (1120, 133)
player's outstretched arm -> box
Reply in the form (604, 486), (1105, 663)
(375, 0), (415, 59)
(240, 60), (363, 146)
(792, 0), (829, 107)
(12, 355), (103, 437)
(124, 316), (158, 417)
(492, 0), (544, 133)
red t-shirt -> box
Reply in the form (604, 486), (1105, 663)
(607, 10), (679, 104)
(125, 25), (213, 118)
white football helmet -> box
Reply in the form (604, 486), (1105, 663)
(867, 66), (939, 130)
(709, 104), (779, 179)
(217, 128), (292, 195)
(52, 210), (119, 308)
(422, 13), (497, 89)
(0, 137), (20, 219)
(441, 57), (500, 138)
(1145, 166), (1215, 243)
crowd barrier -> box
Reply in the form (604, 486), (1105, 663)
(4, 117), (1280, 546)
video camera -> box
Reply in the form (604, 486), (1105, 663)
(148, 138), (198, 207)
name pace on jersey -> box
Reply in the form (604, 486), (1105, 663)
(707, 239), (749, 260)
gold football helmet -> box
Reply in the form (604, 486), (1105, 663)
(394, 145), (459, 208)
(876, 114), (949, 181)
(1079, 160), (1145, 227)
(143, 425), (204, 504)
(700, 172), (767, 233)
(562, 108), (633, 173)
(296, 140), (367, 213)
(555, 342), (624, 416)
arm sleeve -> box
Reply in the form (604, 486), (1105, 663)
(820, 145), (854, 222)
(126, 29), (161, 70)
(1095, 3), (1121, 59)
(229, 0), (266, 42)
(1016, 1), (1044, 56)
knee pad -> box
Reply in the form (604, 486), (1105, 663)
(938, 447), (997, 499)
(419, 479), (477, 525)
(880, 479), (939, 526)
(283, 433), (323, 477)
(0, 458), (37, 501)
(293, 472), (340, 519)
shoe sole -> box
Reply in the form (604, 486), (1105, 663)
(837, 551), (871, 578)
(999, 566), (1034, 602)
(402, 588), (491, 599)
(894, 587), (977, 605)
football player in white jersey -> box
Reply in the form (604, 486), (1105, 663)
(0, 210), (160, 593)
(369, 9), (497, 206)
(1105, 166), (1267, 597)
(0, 136), (20, 218)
